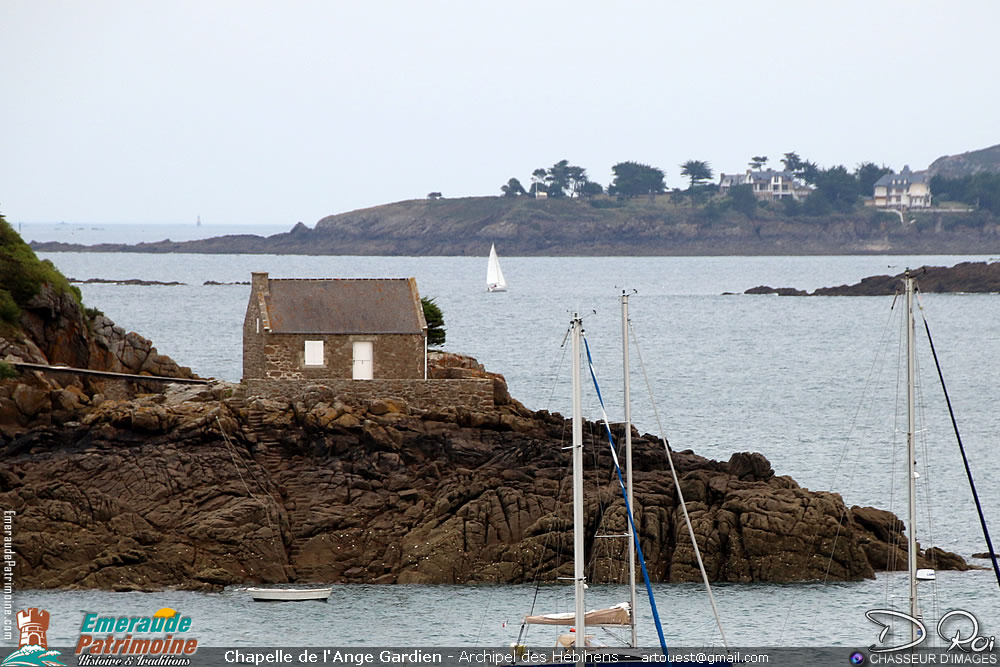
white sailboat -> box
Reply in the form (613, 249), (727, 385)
(519, 299), (729, 662)
(890, 272), (953, 644)
(868, 271), (999, 651)
(487, 244), (507, 292)
(519, 314), (630, 653)
(902, 272), (924, 644)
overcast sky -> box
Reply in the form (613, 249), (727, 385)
(2, 1), (998, 225)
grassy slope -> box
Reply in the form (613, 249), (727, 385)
(0, 214), (82, 331)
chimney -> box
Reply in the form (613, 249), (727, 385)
(251, 272), (269, 295)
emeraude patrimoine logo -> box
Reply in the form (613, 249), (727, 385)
(75, 608), (198, 657)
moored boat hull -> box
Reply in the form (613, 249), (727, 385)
(246, 587), (332, 602)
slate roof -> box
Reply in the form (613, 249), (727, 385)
(874, 166), (929, 187)
(747, 169), (797, 181)
(719, 173), (748, 187)
(262, 277), (426, 334)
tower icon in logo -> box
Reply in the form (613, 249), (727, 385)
(3, 608), (62, 667)
(16, 608), (49, 649)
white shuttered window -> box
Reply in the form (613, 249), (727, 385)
(304, 340), (324, 366)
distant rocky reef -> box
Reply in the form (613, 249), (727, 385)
(745, 261), (1000, 296)
(69, 277), (185, 286)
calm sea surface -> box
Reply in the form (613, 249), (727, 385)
(11, 224), (1000, 647)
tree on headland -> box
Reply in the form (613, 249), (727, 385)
(530, 168), (548, 196)
(798, 160), (820, 185)
(749, 156), (768, 171)
(607, 161), (666, 199)
(534, 159), (594, 198)
(680, 160), (713, 190)
(421, 297), (446, 346)
(427, 192), (443, 200)
(781, 152), (819, 184)
(781, 152), (804, 173)
(727, 184), (757, 217)
(811, 165), (860, 212)
(501, 178), (526, 197)
(931, 172), (1000, 214)
(855, 162), (891, 196)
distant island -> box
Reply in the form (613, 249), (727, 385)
(28, 143), (1000, 256)
(28, 195), (1000, 256)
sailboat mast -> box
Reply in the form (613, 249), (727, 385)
(905, 271), (921, 642)
(621, 292), (638, 648)
(571, 315), (586, 656)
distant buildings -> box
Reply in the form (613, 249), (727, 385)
(871, 166), (932, 209)
(719, 164), (935, 211)
(718, 169), (813, 202)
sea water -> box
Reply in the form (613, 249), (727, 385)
(13, 571), (1000, 647)
(9, 224), (1000, 647)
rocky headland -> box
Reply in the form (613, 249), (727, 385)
(745, 260), (1000, 296)
(28, 196), (1000, 256)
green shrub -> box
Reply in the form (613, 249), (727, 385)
(421, 297), (446, 347)
(588, 199), (624, 209)
(0, 361), (17, 380)
(0, 214), (82, 308)
(0, 289), (19, 324)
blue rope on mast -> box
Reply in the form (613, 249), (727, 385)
(583, 336), (669, 657)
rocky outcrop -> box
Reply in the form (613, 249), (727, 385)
(745, 261), (1000, 296)
(0, 374), (969, 592)
(744, 286), (808, 296)
(929, 144), (1000, 179)
(0, 284), (196, 432)
(427, 350), (514, 406)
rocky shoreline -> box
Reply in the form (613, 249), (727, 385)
(1, 349), (972, 591)
(745, 260), (1000, 296)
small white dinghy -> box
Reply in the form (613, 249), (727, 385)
(246, 587), (332, 602)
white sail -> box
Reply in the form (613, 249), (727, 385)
(486, 244), (507, 292)
(524, 603), (631, 627)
